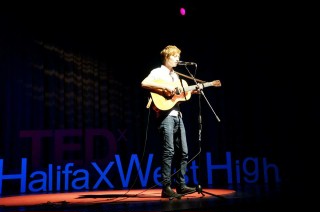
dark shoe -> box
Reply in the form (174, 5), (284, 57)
(176, 186), (196, 195)
(161, 186), (182, 199)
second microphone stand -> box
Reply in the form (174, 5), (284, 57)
(178, 67), (224, 198)
(195, 91), (223, 198)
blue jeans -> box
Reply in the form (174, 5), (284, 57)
(158, 115), (188, 188)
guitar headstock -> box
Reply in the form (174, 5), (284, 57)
(211, 80), (221, 87)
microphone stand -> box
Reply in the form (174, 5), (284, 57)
(184, 67), (224, 199)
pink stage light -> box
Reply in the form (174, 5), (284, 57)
(180, 8), (186, 16)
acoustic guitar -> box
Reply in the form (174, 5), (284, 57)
(150, 79), (217, 111)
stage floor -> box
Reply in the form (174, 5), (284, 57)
(0, 188), (235, 206)
(0, 184), (299, 212)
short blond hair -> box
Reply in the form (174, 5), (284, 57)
(160, 45), (181, 64)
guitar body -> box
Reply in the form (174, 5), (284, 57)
(149, 79), (218, 111)
(150, 79), (192, 111)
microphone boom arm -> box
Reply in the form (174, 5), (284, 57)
(175, 71), (206, 83)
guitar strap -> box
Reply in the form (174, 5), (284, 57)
(146, 97), (152, 109)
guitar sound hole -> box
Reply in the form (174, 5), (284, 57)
(175, 87), (181, 95)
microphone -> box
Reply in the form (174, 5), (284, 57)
(178, 61), (197, 66)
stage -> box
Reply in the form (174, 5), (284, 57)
(0, 189), (235, 207)
(0, 184), (293, 212)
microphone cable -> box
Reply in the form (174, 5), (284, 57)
(107, 97), (152, 202)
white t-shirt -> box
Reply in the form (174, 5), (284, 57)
(148, 65), (182, 117)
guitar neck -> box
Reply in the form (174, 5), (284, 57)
(184, 81), (214, 91)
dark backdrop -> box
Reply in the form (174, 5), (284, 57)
(0, 2), (309, 196)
